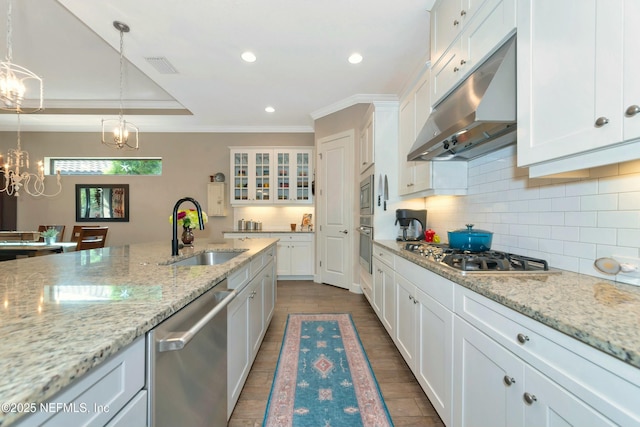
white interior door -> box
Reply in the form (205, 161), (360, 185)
(318, 130), (353, 290)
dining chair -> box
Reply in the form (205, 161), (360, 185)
(70, 225), (101, 242)
(37, 225), (66, 242)
(75, 227), (109, 251)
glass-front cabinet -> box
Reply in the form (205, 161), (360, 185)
(274, 149), (312, 203)
(230, 148), (313, 205)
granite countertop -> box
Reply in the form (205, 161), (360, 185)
(375, 240), (640, 370)
(0, 238), (278, 427)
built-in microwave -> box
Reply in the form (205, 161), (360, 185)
(360, 175), (374, 215)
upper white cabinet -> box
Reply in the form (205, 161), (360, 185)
(207, 182), (226, 217)
(230, 148), (313, 205)
(517, 0), (640, 177)
(398, 66), (468, 197)
(430, 0), (516, 106)
(359, 110), (374, 173)
(274, 149), (313, 203)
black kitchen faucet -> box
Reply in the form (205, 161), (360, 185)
(171, 197), (205, 256)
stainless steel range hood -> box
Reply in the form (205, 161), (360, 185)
(408, 36), (517, 162)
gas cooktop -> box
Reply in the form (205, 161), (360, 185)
(403, 243), (560, 275)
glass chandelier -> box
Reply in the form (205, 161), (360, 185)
(102, 21), (139, 150)
(0, 113), (62, 197)
(0, 0), (43, 113)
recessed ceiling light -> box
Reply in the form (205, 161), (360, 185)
(348, 53), (363, 64)
(241, 51), (257, 63)
(265, 106), (275, 113)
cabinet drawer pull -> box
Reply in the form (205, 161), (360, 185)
(503, 376), (516, 386)
(453, 66), (460, 72)
(523, 392), (537, 405)
(460, 9), (466, 16)
(625, 105), (640, 117)
(408, 295), (414, 301)
(453, 19), (459, 26)
(516, 333), (530, 344)
(460, 59), (466, 66)
(594, 116), (609, 127)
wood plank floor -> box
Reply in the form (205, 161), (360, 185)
(228, 280), (445, 427)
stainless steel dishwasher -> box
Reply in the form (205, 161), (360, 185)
(147, 280), (235, 427)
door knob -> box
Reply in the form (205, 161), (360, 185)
(594, 116), (609, 127)
(340, 229), (348, 234)
(523, 392), (537, 405)
(625, 105), (640, 117)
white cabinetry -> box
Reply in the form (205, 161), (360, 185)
(230, 148), (313, 205)
(275, 233), (314, 279)
(430, 0), (516, 106)
(207, 182), (226, 217)
(398, 67), (467, 197)
(372, 246), (395, 336)
(359, 109), (374, 173)
(230, 149), (272, 203)
(454, 286), (639, 427)
(274, 149), (313, 203)
(15, 338), (146, 427)
(223, 232), (314, 279)
(394, 256), (454, 426)
(227, 247), (276, 419)
(517, 0), (640, 177)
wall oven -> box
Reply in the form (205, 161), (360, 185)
(360, 175), (374, 215)
(358, 216), (373, 274)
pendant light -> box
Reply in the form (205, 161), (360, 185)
(101, 21), (139, 150)
(0, 112), (62, 197)
(0, 0), (43, 113)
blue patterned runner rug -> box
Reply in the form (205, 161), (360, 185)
(263, 313), (393, 427)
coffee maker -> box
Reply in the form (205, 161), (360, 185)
(395, 209), (427, 241)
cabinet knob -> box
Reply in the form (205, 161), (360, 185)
(523, 392), (537, 405)
(460, 59), (467, 66)
(340, 229), (348, 234)
(453, 19), (459, 26)
(453, 66), (460, 73)
(460, 9), (467, 16)
(625, 105), (640, 117)
(594, 116), (610, 127)
(503, 376), (516, 386)
(408, 295), (414, 301)
(516, 333), (530, 344)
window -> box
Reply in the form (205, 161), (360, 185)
(48, 158), (162, 176)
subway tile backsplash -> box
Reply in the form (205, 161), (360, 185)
(424, 145), (640, 284)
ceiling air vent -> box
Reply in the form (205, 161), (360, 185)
(144, 57), (178, 74)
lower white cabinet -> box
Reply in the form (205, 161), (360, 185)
(372, 255), (395, 335)
(393, 258), (454, 427)
(227, 251), (275, 419)
(367, 243), (640, 427)
(453, 315), (525, 427)
(276, 233), (314, 278)
(454, 316), (617, 427)
(14, 337), (146, 427)
(223, 232), (314, 279)
(105, 390), (148, 427)
(454, 286), (638, 427)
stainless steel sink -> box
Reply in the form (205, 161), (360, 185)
(171, 251), (243, 266)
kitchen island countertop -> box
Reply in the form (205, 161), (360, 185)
(0, 238), (278, 427)
(375, 240), (640, 370)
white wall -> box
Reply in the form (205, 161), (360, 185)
(424, 145), (640, 285)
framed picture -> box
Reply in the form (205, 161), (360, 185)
(75, 184), (129, 222)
